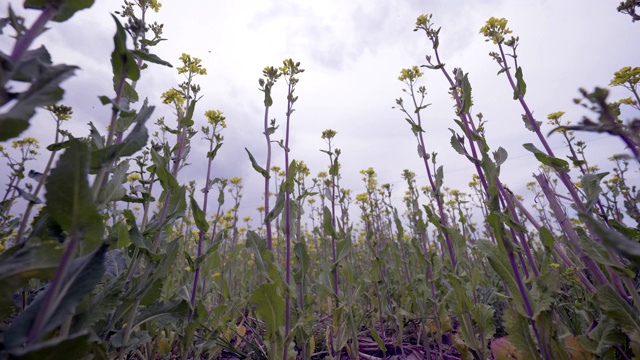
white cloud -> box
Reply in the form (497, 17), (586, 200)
(2, 0), (638, 228)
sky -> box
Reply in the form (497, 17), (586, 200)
(2, 0), (639, 229)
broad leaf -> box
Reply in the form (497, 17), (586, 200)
(245, 148), (269, 178)
(5, 243), (108, 349)
(46, 139), (103, 255)
(25, 0), (95, 22)
(0, 64), (77, 141)
(513, 66), (526, 100)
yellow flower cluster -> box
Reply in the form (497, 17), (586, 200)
(46, 104), (73, 121)
(148, 0), (162, 12)
(177, 53), (207, 76)
(479, 17), (512, 44)
(546, 111), (565, 121)
(610, 66), (640, 87)
(398, 66), (423, 82)
(618, 97), (638, 106)
(321, 129), (337, 140)
(12, 137), (39, 149)
(205, 109), (226, 127)
(355, 193), (368, 203)
(161, 88), (186, 108)
(127, 173), (142, 182)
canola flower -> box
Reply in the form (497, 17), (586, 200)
(479, 17), (512, 44)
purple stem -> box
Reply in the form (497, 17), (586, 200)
(534, 173), (610, 286)
(410, 87), (457, 268)
(508, 189), (597, 292)
(27, 231), (77, 344)
(283, 76), (295, 360)
(189, 131), (216, 318)
(9, 6), (56, 63)
(263, 102), (274, 250)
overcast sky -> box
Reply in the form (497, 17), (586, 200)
(3, 0), (639, 228)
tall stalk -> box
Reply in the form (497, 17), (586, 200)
(280, 58), (304, 360)
(258, 67), (281, 250)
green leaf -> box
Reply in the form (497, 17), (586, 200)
(0, 241), (64, 318)
(577, 227), (634, 277)
(110, 14), (139, 87)
(245, 148), (269, 178)
(539, 226), (555, 251)
(282, 159), (297, 193)
(180, 99), (196, 127)
(334, 238), (352, 267)
(266, 190), (285, 223)
(460, 72), (473, 114)
(522, 143), (569, 172)
(476, 240), (525, 315)
(250, 284), (285, 354)
(578, 317), (625, 356)
(323, 206), (336, 238)
(123, 209), (150, 250)
(24, 0), (95, 22)
(581, 172), (608, 209)
(504, 308), (538, 359)
(207, 142), (223, 161)
(405, 118), (424, 134)
(7, 331), (92, 360)
(473, 303), (496, 341)
(596, 285), (640, 342)
(45, 139), (103, 255)
(370, 328), (388, 353)
(435, 165), (444, 192)
(246, 230), (270, 276)
(521, 114), (542, 132)
(132, 300), (189, 329)
(190, 195), (209, 233)
(96, 161), (128, 206)
(130, 50), (173, 68)
(104, 249), (127, 278)
(580, 214), (640, 265)
(292, 241), (310, 285)
(493, 147), (508, 167)
(88, 121), (104, 149)
(150, 148), (179, 193)
(5, 243), (108, 350)
(91, 103), (152, 172)
(9, 46), (52, 82)
(513, 67), (526, 100)
(0, 64), (77, 141)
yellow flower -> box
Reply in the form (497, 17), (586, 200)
(127, 173), (142, 182)
(398, 66), (423, 82)
(610, 66), (640, 87)
(550, 263), (560, 269)
(479, 17), (512, 44)
(148, 0), (162, 12)
(178, 53), (207, 76)
(546, 111), (565, 121)
(205, 109), (226, 127)
(45, 104), (73, 121)
(321, 129), (337, 140)
(161, 88), (186, 108)
(230, 176), (242, 185)
(12, 137), (40, 149)
(618, 97), (638, 106)
(356, 193), (368, 203)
